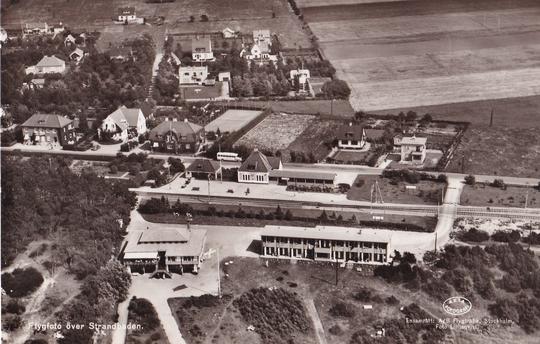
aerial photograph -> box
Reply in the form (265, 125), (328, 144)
(1, 0), (540, 343)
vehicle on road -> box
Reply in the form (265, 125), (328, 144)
(217, 152), (242, 162)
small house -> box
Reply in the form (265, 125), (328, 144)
(21, 114), (75, 147)
(179, 65), (209, 85)
(69, 48), (84, 63)
(337, 123), (366, 150)
(25, 55), (66, 75)
(149, 118), (205, 154)
(101, 106), (147, 142)
(191, 37), (214, 62)
(393, 135), (427, 164)
(186, 159), (222, 180)
(238, 148), (282, 184)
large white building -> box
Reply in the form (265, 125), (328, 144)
(261, 225), (392, 264)
(123, 225), (207, 275)
(179, 65), (209, 85)
(238, 149), (282, 184)
(191, 37), (214, 62)
(394, 135), (427, 164)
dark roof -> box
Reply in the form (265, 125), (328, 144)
(118, 7), (136, 15)
(239, 149), (280, 173)
(149, 120), (203, 141)
(140, 101), (154, 118)
(21, 114), (72, 129)
(337, 124), (365, 140)
(191, 37), (211, 53)
(186, 159), (221, 174)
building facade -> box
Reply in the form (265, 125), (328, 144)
(261, 225), (391, 265)
(123, 226), (207, 275)
(149, 118), (205, 154)
(394, 135), (427, 164)
(337, 123), (366, 150)
(238, 149), (282, 184)
(21, 114), (75, 147)
(192, 37), (214, 62)
(25, 55), (66, 75)
(100, 106), (147, 142)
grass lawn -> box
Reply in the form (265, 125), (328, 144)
(283, 119), (342, 162)
(141, 203), (437, 232)
(460, 183), (540, 208)
(347, 175), (445, 205)
(371, 95), (540, 129)
(445, 126), (540, 178)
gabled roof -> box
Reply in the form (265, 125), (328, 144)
(253, 29), (271, 40)
(192, 37), (212, 53)
(21, 114), (72, 128)
(149, 119), (203, 141)
(106, 106), (143, 130)
(337, 123), (365, 141)
(64, 34), (76, 43)
(187, 159), (221, 174)
(70, 48), (84, 58)
(239, 149), (280, 173)
(394, 135), (427, 146)
(139, 228), (189, 243)
(35, 55), (64, 68)
(139, 101), (154, 118)
(118, 7), (136, 16)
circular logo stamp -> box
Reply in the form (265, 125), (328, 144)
(443, 296), (472, 316)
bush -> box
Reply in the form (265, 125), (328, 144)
(491, 230), (520, 243)
(353, 287), (379, 302)
(4, 299), (26, 315)
(464, 175), (475, 185)
(491, 179), (506, 188)
(457, 228), (489, 242)
(328, 324), (343, 336)
(2, 267), (44, 298)
(138, 197), (170, 214)
(128, 298), (160, 333)
(329, 301), (355, 318)
(385, 295), (400, 305)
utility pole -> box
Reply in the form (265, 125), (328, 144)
(207, 174), (211, 204)
(489, 108), (494, 127)
(335, 255), (339, 286)
(434, 231), (438, 252)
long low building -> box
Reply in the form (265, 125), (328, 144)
(269, 169), (336, 186)
(123, 225), (207, 275)
(261, 225), (391, 264)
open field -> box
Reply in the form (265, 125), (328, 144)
(347, 175), (445, 205)
(304, 0), (540, 112)
(446, 126), (540, 178)
(461, 183), (540, 208)
(297, 0), (409, 7)
(204, 110), (262, 133)
(284, 119), (342, 162)
(235, 113), (315, 152)
(370, 95), (540, 128)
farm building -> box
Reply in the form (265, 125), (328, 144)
(191, 37), (214, 62)
(100, 106), (147, 142)
(123, 226), (207, 275)
(21, 114), (75, 147)
(116, 7), (143, 24)
(179, 65), (209, 85)
(393, 135), (427, 164)
(336, 123), (366, 150)
(186, 159), (222, 180)
(23, 22), (49, 35)
(149, 118), (205, 154)
(25, 55), (66, 75)
(261, 225), (391, 264)
(238, 148), (282, 184)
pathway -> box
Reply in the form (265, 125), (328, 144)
(305, 298), (328, 344)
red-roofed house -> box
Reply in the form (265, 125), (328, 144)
(149, 118), (205, 154)
(21, 114), (75, 147)
(238, 148), (282, 184)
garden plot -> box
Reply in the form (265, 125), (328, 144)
(235, 113), (315, 152)
(454, 218), (540, 236)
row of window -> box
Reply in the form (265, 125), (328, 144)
(240, 173), (267, 182)
(265, 247), (387, 262)
(263, 236), (387, 249)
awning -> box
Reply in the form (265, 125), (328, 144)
(123, 252), (158, 259)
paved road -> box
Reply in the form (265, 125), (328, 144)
(305, 299), (328, 344)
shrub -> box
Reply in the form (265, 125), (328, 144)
(353, 287), (378, 302)
(138, 197), (170, 214)
(329, 301), (355, 318)
(2, 267), (44, 298)
(458, 228), (489, 242)
(491, 179), (506, 188)
(385, 295), (400, 305)
(128, 298), (160, 333)
(4, 299), (26, 315)
(491, 230), (520, 243)
(464, 175), (475, 185)
(328, 324), (343, 336)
